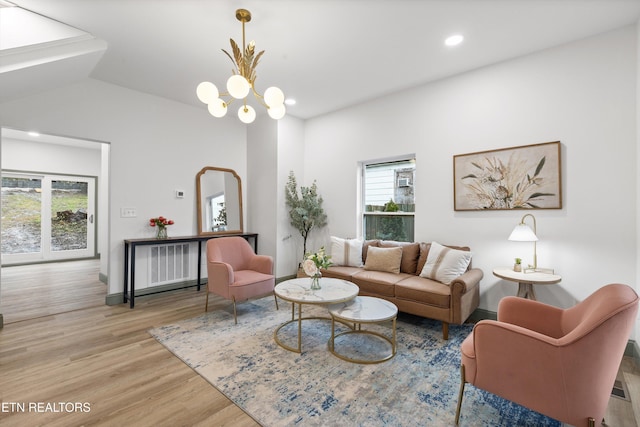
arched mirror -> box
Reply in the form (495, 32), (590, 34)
(196, 166), (243, 235)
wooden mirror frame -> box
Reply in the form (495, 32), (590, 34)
(196, 166), (244, 236)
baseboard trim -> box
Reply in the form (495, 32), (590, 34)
(99, 272), (108, 285)
(105, 279), (205, 306)
(467, 308), (497, 323)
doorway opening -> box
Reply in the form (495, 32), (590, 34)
(0, 128), (110, 324)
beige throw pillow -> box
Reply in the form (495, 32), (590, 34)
(419, 241), (471, 285)
(363, 246), (403, 274)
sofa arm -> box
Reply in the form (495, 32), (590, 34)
(450, 268), (483, 295)
(249, 254), (273, 275)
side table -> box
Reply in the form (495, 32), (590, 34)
(493, 268), (562, 300)
(327, 296), (398, 364)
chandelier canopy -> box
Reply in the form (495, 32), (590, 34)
(196, 9), (285, 124)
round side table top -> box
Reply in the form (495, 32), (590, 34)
(274, 277), (359, 304)
(493, 268), (562, 285)
(328, 296), (398, 323)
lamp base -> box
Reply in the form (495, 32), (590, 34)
(523, 267), (555, 274)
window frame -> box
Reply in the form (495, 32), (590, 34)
(359, 155), (416, 242)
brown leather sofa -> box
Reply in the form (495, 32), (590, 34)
(321, 240), (483, 339)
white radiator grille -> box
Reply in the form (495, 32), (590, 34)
(150, 243), (190, 285)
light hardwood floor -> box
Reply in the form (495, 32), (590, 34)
(0, 260), (638, 426)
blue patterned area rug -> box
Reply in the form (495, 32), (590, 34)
(149, 297), (560, 427)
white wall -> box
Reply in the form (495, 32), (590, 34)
(0, 78), (246, 297)
(636, 22), (640, 345)
(2, 137), (101, 175)
(276, 116), (306, 274)
(246, 117), (278, 265)
(245, 115), (307, 278)
(304, 26), (638, 315)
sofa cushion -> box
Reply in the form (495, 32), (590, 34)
(351, 270), (413, 297)
(419, 242), (472, 285)
(395, 275), (451, 308)
(380, 240), (421, 274)
(321, 266), (362, 281)
(363, 246), (403, 274)
(330, 236), (363, 267)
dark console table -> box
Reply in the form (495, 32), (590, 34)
(123, 233), (258, 308)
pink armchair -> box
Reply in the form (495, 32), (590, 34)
(455, 283), (639, 426)
(205, 237), (278, 323)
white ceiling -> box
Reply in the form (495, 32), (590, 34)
(4, 0), (640, 120)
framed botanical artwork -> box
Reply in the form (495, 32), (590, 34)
(453, 141), (562, 211)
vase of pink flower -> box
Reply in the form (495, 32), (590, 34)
(149, 216), (174, 239)
(302, 247), (332, 290)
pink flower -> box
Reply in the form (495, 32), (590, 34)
(302, 259), (318, 277)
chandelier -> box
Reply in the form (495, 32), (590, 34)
(196, 9), (285, 124)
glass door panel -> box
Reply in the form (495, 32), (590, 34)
(1, 173), (96, 264)
(1, 174), (43, 261)
(51, 179), (89, 252)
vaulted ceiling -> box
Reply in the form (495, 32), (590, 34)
(3, 0), (640, 120)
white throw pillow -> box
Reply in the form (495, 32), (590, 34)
(419, 241), (472, 285)
(330, 236), (364, 267)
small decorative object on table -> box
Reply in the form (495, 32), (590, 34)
(149, 216), (174, 239)
(514, 257), (522, 272)
(303, 246), (332, 290)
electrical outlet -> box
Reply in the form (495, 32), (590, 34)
(120, 207), (137, 218)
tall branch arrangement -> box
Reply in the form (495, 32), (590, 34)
(285, 171), (328, 262)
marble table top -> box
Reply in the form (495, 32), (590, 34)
(493, 268), (562, 284)
(274, 277), (359, 304)
(328, 296), (398, 323)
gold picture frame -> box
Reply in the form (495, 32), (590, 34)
(453, 141), (562, 211)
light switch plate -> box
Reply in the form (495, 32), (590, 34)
(120, 207), (137, 218)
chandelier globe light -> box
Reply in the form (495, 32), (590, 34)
(196, 9), (285, 124)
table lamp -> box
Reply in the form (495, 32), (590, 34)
(508, 213), (538, 272)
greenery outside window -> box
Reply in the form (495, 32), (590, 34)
(361, 157), (415, 242)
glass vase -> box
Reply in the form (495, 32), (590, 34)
(310, 273), (321, 290)
(156, 226), (168, 239)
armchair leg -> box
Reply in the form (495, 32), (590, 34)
(232, 296), (238, 324)
(455, 364), (466, 425)
(274, 292), (279, 310)
(205, 292), (209, 312)
(588, 418), (595, 427)
(442, 322), (449, 340)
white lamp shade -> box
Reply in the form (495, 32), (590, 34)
(508, 224), (538, 242)
(227, 75), (250, 99)
(267, 103), (286, 120)
(264, 86), (284, 107)
(238, 105), (256, 123)
(196, 81), (218, 104)
(207, 99), (228, 118)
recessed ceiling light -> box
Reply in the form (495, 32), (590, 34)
(285, 99), (296, 106)
(445, 34), (464, 47)
(28, 131), (40, 137)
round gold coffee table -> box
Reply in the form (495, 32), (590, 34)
(274, 277), (359, 353)
(328, 296), (398, 364)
